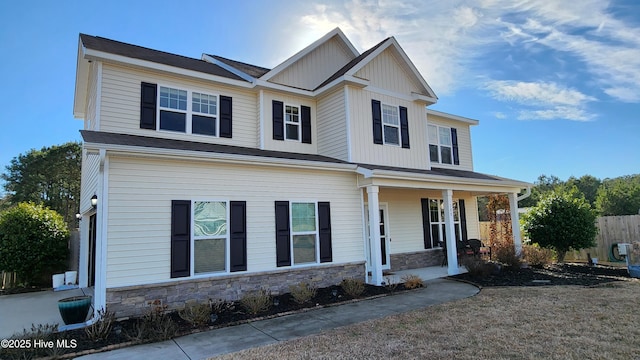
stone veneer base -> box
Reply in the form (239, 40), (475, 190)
(389, 249), (443, 272)
(106, 262), (365, 318)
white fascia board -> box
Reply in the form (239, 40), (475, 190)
(427, 109), (480, 125)
(201, 54), (255, 83)
(74, 42), (90, 119)
(83, 48), (254, 89)
(314, 75), (369, 96)
(357, 166), (531, 190)
(261, 27), (360, 81)
(254, 79), (315, 97)
(83, 141), (357, 173)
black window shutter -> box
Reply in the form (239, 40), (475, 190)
(371, 99), (383, 144)
(459, 199), (468, 242)
(140, 82), (157, 130)
(171, 200), (190, 278)
(229, 201), (247, 272)
(301, 105), (312, 144)
(273, 100), (284, 140)
(399, 106), (410, 149)
(451, 128), (459, 165)
(275, 201), (291, 267)
(219, 96), (233, 138)
(421, 198), (432, 249)
(318, 202), (332, 263)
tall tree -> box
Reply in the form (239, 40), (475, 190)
(518, 174), (564, 208)
(566, 175), (601, 207)
(596, 174), (640, 216)
(1, 142), (81, 228)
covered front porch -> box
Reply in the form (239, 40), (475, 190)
(357, 165), (531, 286)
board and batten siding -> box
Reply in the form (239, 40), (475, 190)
(316, 87), (348, 161)
(354, 48), (423, 95)
(347, 87), (429, 169)
(378, 188), (480, 254)
(105, 155), (363, 288)
(269, 37), (355, 90)
(84, 62), (99, 131)
(261, 91), (318, 154)
(427, 114), (474, 171)
(98, 63), (258, 148)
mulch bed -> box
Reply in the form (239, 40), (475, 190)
(452, 262), (634, 287)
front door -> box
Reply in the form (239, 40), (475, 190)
(365, 203), (391, 271)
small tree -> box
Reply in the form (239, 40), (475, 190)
(522, 187), (597, 262)
(0, 203), (69, 285)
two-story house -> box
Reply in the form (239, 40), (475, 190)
(73, 28), (530, 318)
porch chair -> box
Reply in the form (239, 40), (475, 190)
(467, 238), (492, 260)
(441, 240), (475, 266)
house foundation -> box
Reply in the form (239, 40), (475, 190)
(106, 262), (365, 318)
(389, 249), (443, 272)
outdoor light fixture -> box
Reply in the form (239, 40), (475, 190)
(91, 194), (98, 208)
(75, 213), (82, 220)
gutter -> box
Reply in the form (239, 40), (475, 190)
(517, 186), (532, 201)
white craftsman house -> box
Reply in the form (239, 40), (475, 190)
(73, 28), (530, 317)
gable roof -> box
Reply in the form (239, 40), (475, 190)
(204, 54), (271, 78)
(260, 28), (359, 82)
(79, 34), (245, 81)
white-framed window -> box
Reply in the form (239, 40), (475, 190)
(428, 124), (452, 164)
(285, 105), (300, 141)
(158, 85), (219, 136)
(291, 202), (318, 265)
(192, 200), (228, 274)
(382, 104), (400, 146)
(428, 199), (462, 248)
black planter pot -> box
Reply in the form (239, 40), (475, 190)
(58, 296), (92, 325)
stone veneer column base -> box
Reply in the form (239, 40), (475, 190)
(389, 249), (443, 272)
(106, 262), (365, 318)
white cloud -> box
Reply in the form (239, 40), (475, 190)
(288, 0), (640, 111)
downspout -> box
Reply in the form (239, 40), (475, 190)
(517, 187), (531, 202)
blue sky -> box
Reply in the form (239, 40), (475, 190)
(1, 0), (639, 191)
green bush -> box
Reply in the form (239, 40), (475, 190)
(522, 187), (597, 262)
(0, 202), (69, 285)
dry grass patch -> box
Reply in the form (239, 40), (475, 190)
(212, 281), (640, 360)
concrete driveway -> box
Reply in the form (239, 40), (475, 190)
(0, 288), (88, 338)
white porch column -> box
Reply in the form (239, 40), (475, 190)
(442, 189), (460, 275)
(508, 192), (523, 256)
(367, 185), (383, 285)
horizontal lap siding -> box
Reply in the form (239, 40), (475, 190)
(427, 115), (474, 171)
(80, 150), (100, 213)
(317, 88), (348, 161)
(99, 64), (257, 148)
(348, 88), (429, 169)
(378, 188), (479, 254)
(106, 156), (363, 288)
(261, 91), (318, 154)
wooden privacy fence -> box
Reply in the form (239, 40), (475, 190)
(481, 215), (640, 262)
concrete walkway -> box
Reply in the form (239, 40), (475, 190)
(76, 278), (478, 360)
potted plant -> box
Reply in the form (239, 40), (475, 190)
(58, 295), (92, 325)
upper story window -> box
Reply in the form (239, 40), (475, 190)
(371, 99), (410, 149)
(272, 100), (312, 144)
(428, 125), (459, 165)
(382, 104), (400, 146)
(159, 86), (218, 136)
(285, 105), (300, 141)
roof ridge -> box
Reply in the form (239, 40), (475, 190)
(207, 54), (271, 72)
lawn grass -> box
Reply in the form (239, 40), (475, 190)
(213, 281), (640, 360)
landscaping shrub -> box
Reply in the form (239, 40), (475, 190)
(340, 278), (365, 298)
(401, 274), (424, 289)
(493, 242), (521, 268)
(128, 303), (177, 342)
(461, 257), (492, 279)
(210, 298), (235, 315)
(240, 289), (272, 315)
(85, 308), (115, 341)
(0, 202), (69, 285)
(179, 301), (211, 327)
(289, 282), (318, 304)
(523, 243), (554, 268)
